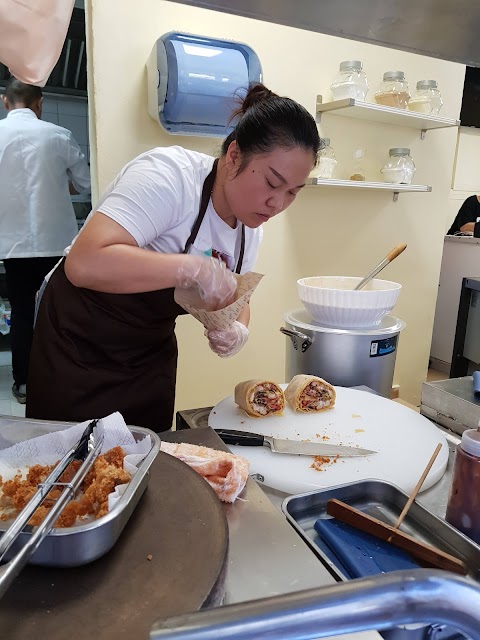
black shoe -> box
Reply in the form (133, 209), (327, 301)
(12, 384), (26, 404)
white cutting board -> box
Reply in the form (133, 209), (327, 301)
(208, 386), (448, 495)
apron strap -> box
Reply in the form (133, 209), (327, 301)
(183, 158), (245, 274)
(236, 224), (245, 275)
(183, 159), (218, 255)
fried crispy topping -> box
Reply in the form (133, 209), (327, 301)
(0, 446), (131, 528)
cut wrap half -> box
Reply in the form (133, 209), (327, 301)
(234, 379), (285, 418)
(285, 375), (336, 413)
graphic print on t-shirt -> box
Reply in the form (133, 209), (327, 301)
(211, 248), (235, 271)
(187, 244), (235, 271)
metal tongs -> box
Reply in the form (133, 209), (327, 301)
(0, 419), (104, 598)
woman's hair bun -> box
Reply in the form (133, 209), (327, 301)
(240, 83), (279, 114)
(229, 83), (279, 120)
(222, 82), (320, 164)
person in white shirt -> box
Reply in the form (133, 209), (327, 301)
(26, 83), (320, 431)
(0, 78), (90, 403)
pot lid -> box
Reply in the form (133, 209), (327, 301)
(283, 308), (406, 335)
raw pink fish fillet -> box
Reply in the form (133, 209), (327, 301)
(160, 442), (250, 503)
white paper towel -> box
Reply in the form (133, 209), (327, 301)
(0, 412), (153, 520)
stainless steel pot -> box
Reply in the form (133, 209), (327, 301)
(281, 309), (406, 398)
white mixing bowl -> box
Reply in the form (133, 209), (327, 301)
(297, 276), (402, 328)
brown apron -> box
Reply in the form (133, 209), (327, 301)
(26, 160), (245, 432)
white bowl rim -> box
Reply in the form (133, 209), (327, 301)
(297, 276), (402, 292)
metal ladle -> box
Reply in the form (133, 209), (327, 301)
(354, 243), (407, 291)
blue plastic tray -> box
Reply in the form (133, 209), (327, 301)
(314, 518), (420, 579)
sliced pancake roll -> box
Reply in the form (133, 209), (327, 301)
(285, 374), (336, 413)
(234, 379), (285, 418)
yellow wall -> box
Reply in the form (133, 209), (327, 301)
(86, 0), (465, 418)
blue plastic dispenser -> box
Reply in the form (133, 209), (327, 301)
(146, 32), (262, 136)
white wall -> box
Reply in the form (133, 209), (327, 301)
(86, 0), (465, 418)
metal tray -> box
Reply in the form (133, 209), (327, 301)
(0, 424), (160, 568)
(282, 479), (480, 583)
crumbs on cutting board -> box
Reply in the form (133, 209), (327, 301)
(282, 415), (367, 453)
(311, 455), (339, 472)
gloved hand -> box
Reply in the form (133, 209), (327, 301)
(205, 320), (249, 358)
(176, 256), (237, 311)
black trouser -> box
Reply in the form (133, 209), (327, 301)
(3, 257), (60, 386)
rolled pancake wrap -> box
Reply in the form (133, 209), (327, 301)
(234, 379), (285, 417)
(285, 375), (336, 413)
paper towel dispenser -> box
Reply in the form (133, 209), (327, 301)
(146, 32), (262, 136)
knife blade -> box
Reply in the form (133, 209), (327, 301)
(214, 429), (376, 457)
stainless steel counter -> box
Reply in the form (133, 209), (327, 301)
(164, 404), (480, 640)
(0, 412), (464, 640)
(0, 415), (381, 640)
(176, 407), (461, 521)
(444, 235), (480, 245)
(161, 427), (353, 605)
(170, 410), (468, 639)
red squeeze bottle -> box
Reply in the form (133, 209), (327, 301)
(446, 427), (480, 544)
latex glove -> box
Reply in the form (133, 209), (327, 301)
(176, 256), (237, 311)
(205, 321), (249, 358)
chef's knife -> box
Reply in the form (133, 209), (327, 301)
(214, 429), (376, 457)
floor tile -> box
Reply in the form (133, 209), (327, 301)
(0, 384), (12, 400)
(0, 399), (12, 415)
(0, 352), (11, 367)
(427, 368), (448, 382)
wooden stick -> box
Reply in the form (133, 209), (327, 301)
(390, 442), (443, 535)
(327, 498), (467, 575)
(386, 243), (407, 262)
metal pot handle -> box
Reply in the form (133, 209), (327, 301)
(279, 327), (312, 353)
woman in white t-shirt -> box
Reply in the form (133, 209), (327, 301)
(26, 83), (321, 431)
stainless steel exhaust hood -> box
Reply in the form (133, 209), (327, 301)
(169, 0), (480, 67)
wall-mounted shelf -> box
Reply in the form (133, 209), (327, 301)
(307, 177), (432, 202)
(316, 96), (460, 139)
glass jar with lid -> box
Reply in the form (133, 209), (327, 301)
(313, 138), (337, 179)
(408, 80), (443, 116)
(381, 148), (416, 185)
(374, 71), (411, 109)
(330, 60), (369, 101)
(350, 147), (366, 181)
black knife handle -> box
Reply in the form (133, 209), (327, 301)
(214, 429), (264, 447)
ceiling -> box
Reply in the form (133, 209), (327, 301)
(168, 0), (480, 67)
